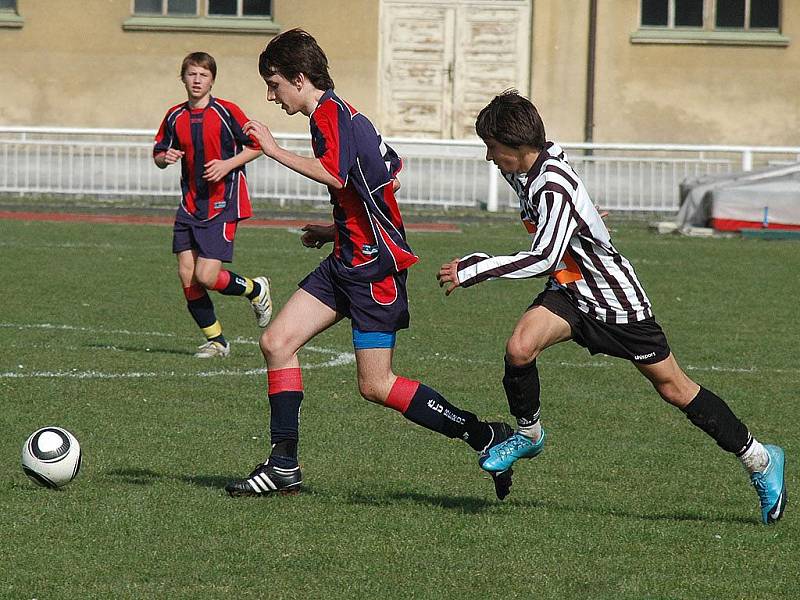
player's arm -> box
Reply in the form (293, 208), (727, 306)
(300, 224), (335, 248)
(439, 192), (577, 293)
(203, 147), (262, 182)
(243, 119), (343, 189)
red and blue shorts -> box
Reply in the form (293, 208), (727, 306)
(299, 255), (410, 346)
(172, 218), (238, 263)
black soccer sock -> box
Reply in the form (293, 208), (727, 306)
(503, 358), (541, 426)
(267, 368), (303, 469)
(212, 269), (259, 298)
(184, 285), (225, 344)
(681, 386), (750, 454)
(385, 377), (490, 450)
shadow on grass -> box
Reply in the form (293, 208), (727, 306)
(347, 489), (541, 513)
(86, 343), (194, 356)
(180, 473), (320, 497)
(107, 468), (166, 485)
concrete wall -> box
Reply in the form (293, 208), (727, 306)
(0, 0), (379, 133)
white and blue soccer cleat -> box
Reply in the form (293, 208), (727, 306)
(750, 444), (787, 525)
(479, 429), (546, 473)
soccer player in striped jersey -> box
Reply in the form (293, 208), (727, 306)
(154, 52), (273, 359)
(437, 91), (786, 524)
(224, 29), (515, 500)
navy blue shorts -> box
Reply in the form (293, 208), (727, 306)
(172, 219), (238, 263)
(299, 255), (410, 333)
(531, 288), (671, 365)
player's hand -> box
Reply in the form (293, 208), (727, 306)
(300, 224), (334, 249)
(243, 120), (278, 157)
(595, 204), (609, 220)
(158, 148), (184, 166)
(437, 258), (461, 296)
(203, 158), (232, 182)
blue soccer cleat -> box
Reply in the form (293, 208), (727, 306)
(479, 429), (546, 473)
(750, 444), (787, 525)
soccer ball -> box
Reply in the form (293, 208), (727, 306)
(21, 427), (82, 489)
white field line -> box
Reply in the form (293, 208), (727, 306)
(2, 322), (797, 379)
(1, 322), (354, 379)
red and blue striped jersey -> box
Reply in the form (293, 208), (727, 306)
(154, 97), (257, 225)
(310, 89), (418, 281)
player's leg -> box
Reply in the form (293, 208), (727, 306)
(226, 286), (342, 497)
(480, 301), (572, 474)
(195, 220), (273, 327)
(175, 246), (229, 358)
(637, 354), (786, 524)
(353, 340), (516, 500)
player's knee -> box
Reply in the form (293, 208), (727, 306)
(195, 271), (216, 289)
(505, 336), (540, 367)
(260, 328), (288, 362)
(356, 376), (390, 404)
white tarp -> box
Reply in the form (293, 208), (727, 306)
(676, 163), (800, 231)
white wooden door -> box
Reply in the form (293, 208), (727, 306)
(380, 0), (531, 139)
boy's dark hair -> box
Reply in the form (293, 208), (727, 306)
(180, 52), (217, 80)
(475, 90), (546, 149)
(258, 28), (334, 90)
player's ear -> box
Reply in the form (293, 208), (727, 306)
(292, 73), (305, 90)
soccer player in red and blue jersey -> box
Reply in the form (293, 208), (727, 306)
(154, 52), (273, 359)
(225, 29), (514, 499)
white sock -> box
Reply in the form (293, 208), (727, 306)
(739, 439), (769, 474)
(517, 421), (542, 443)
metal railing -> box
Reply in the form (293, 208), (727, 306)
(2, 127), (799, 213)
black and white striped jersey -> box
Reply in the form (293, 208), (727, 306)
(456, 141), (653, 324)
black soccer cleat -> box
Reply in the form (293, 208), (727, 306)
(482, 422), (515, 500)
(225, 460), (302, 497)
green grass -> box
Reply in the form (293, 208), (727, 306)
(1, 216), (798, 599)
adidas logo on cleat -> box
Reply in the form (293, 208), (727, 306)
(225, 460), (302, 497)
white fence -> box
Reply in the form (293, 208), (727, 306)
(2, 127), (799, 213)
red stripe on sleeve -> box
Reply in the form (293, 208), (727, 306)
(313, 102), (344, 185)
(268, 368), (304, 394)
(385, 376), (420, 413)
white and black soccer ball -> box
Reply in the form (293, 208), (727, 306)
(21, 427), (82, 489)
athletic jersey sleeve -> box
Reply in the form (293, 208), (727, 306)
(456, 182), (578, 287)
(153, 109), (179, 156)
(310, 102), (354, 186)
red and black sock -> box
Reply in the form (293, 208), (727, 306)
(267, 368), (303, 469)
(183, 284), (225, 344)
(385, 377), (490, 451)
(212, 270), (261, 300)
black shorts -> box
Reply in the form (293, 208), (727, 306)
(531, 288), (671, 365)
(299, 255), (410, 333)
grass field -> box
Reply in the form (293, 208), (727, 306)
(2, 215), (798, 599)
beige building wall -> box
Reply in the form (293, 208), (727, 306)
(529, 1), (590, 143)
(595, 1), (800, 145)
(0, 0), (379, 133)
(531, 0), (800, 146)
(1, 0), (798, 146)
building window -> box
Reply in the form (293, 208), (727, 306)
(132, 0), (271, 18)
(125, 0), (276, 33)
(640, 0), (780, 31)
(0, 0), (23, 28)
(633, 0), (785, 45)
